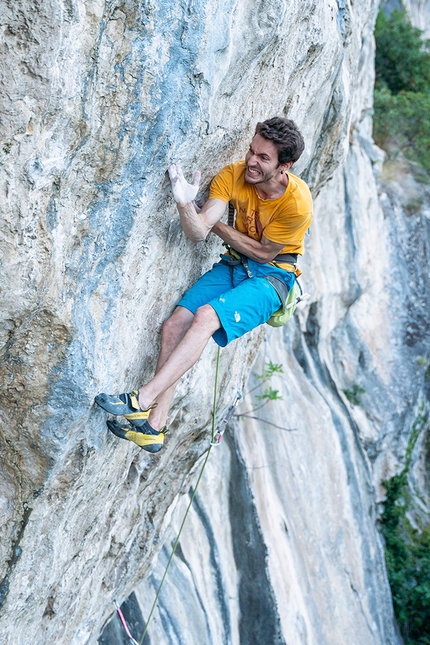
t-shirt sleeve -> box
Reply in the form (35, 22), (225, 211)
(209, 164), (234, 202)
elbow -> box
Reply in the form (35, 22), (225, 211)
(186, 230), (209, 244)
(255, 249), (277, 263)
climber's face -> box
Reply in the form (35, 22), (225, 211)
(245, 134), (284, 184)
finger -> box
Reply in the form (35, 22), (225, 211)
(168, 164), (178, 181)
(176, 164), (185, 180)
(192, 171), (201, 187)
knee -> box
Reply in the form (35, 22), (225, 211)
(161, 309), (193, 343)
(193, 304), (220, 332)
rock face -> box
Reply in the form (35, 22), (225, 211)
(1, 0), (428, 644)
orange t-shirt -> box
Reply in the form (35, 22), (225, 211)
(209, 161), (313, 256)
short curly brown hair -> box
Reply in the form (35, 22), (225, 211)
(255, 117), (305, 164)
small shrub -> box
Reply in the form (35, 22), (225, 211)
(255, 361), (284, 380)
(255, 386), (283, 402)
(342, 384), (365, 406)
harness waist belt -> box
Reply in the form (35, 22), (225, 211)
(274, 253), (298, 264)
(224, 246), (297, 265)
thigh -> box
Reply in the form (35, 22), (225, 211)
(177, 262), (234, 314)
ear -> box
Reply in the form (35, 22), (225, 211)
(281, 161), (293, 173)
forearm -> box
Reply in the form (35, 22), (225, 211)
(211, 221), (276, 263)
(168, 165), (227, 243)
(177, 202), (211, 243)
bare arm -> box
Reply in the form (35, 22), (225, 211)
(176, 198), (228, 243)
(211, 221), (285, 263)
(168, 164), (226, 243)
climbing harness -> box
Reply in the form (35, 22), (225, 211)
(224, 202), (310, 327)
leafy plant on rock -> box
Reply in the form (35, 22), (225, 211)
(236, 362), (295, 432)
(343, 383), (365, 406)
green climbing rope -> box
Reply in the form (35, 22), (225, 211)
(138, 346), (221, 644)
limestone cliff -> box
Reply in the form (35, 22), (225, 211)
(1, 0), (428, 644)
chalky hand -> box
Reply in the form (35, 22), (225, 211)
(168, 163), (201, 207)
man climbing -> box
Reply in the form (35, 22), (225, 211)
(95, 117), (313, 452)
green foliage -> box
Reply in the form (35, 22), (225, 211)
(237, 362), (285, 424)
(375, 10), (430, 94)
(254, 362), (284, 402)
(405, 196), (425, 216)
(416, 358), (430, 382)
(373, 87), (430, 171)
(255, 386), (283, 402)
(342, 384), (365, 406)
(373, 10), (430, 173)
(255, 361), (284, 380)
(380, 411), (430, 644)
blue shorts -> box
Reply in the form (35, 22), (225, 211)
(177, 258), (295, 347)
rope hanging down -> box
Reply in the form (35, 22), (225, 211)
(113, 600), (140, 645)
(136, 346), (221, 644)
(109, 347), (222, 644)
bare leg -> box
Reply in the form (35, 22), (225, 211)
(139, 304), (221, 418)
(148, 306), (194, 430)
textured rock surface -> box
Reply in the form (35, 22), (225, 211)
(1, 0), (428, 643)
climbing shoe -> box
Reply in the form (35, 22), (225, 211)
(94, 390), (156, 427)
(106, 419), (167, 453)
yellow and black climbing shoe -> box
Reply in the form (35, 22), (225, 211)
(94, 390), (156, 427)
(106, 419), (167, 453)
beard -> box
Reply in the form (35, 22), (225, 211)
(244, 163), (279, 184)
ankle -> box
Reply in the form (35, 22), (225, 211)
(138, 387), (151, 411)
(147, 411), (166, 432)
